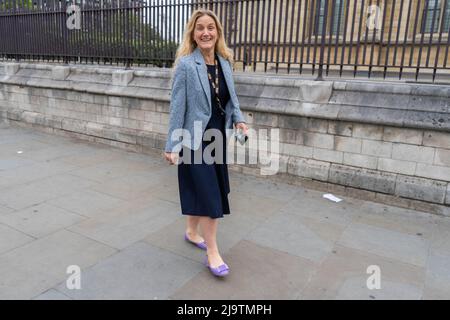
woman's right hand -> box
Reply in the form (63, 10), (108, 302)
(164, 152), (179, 165)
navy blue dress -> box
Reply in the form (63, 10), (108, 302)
(177, 60), (231, 219)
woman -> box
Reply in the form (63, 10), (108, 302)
(163, 9), (248, 277)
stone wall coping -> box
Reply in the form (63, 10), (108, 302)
(1, 61), (449, 132)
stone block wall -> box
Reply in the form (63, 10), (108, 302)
(0, 62), (449, 215)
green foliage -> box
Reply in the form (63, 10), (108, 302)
(0, 0), (34, 11)
(0, 1), (178, 65)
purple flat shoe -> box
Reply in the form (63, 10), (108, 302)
(184, 233), (207, 250)
(204, 256), (229, 277)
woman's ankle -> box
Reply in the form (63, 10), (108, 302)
(186, 228), (198, 236)
(206, 248), (220, 256)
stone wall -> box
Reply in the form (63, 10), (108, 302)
(0, 61), (449, 215)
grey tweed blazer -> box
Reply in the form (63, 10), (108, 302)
(164, 47), (246, 153)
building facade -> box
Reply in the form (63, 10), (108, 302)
(215, 0), (450, 75)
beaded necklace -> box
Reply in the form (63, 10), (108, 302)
(206, 56), (226, 116)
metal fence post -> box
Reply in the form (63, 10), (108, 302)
(0, 0), (448, 82)
(316, 0), (329, 81)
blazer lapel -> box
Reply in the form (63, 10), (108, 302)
(193, 47), (212, 108)
(217, 54), (238, 109)
(193, 46), (238, 111)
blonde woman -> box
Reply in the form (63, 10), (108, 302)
(164, 9), (248, 277)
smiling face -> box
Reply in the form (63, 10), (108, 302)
(193, 14), (218, 52)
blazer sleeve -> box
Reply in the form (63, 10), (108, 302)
(164, 61), (187, 153)
(228, 61), (246, 125)
(232, 102), (246, 124)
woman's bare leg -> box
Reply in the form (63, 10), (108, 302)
(186, 215), (204, 243)
(199, 217), (224, 267)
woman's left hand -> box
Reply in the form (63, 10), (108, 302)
(235, 122), (249, 135)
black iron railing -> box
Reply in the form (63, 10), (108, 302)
(1, 0), (450, 82)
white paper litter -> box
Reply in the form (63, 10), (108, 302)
(322, 193), (343, 202)
(17, 151), (23, 154)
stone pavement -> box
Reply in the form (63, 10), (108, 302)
(0, 122), (449, 300)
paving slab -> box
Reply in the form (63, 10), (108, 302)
(171, 240), (316, 300)
(230, 174), (301, 202)
(279, 189), (359, 227)
(67, 196), (180, 250)
(245, 211), (346, 263)
(227, 191), (286, 222)
(14, 144), (93, 162)
(0, 159), (80, 190)
(430, 215), (450, 256)
(351, 201), (437, 240)
(67, 157), (163, 183)
(0, 223), (35, 254)
(143, 217), (212, 263)
(300, 245), (425, 300)
(87, 168), (172, 201)
(0, 173), (100, 210)
(0, 204), (15, 216)
(145, 182), (180, 205)
(0, 156), (37, 171)
(143, 203), (272, 263)
(55, 148), (125, 168)
(46, 189), (129, 219)
(0, 229), (116, 299)
(54, 242), (201, 300)
(423, 251), (450, 300)
(32, 289), (72, 300)
(0, 139), (53, 158)
(1, 123), (449, 300)
(0, 202), (86, 238)
(337, 222), (430, 268)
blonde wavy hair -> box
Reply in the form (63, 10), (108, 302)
(173, 8), (234, 68)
